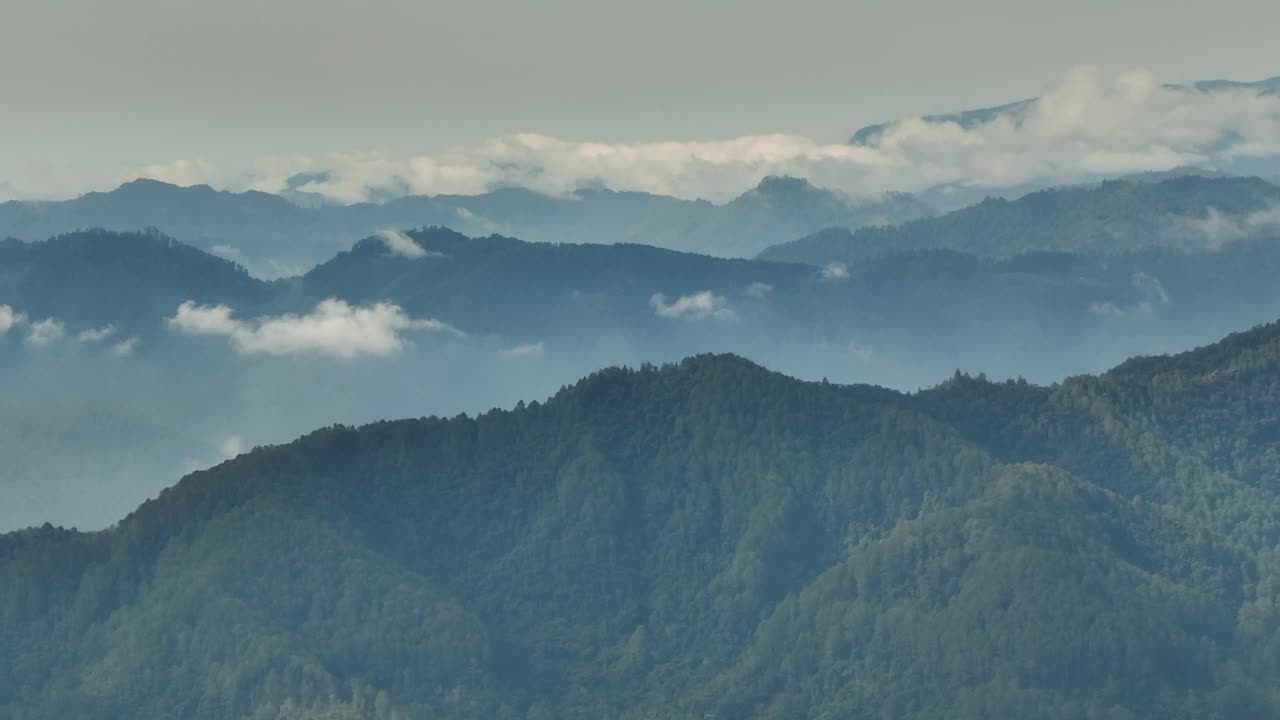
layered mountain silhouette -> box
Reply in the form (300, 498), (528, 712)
(0, 176), (933, 276)
(850, 76), (1280, 145)
(8, 218), (1280, 531)
(758, 175), (1280, 265)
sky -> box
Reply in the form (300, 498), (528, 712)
(2, 0), (1279, 200)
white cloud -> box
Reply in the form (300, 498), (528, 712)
(77, 325), (117, 342)
(168, 299), (461, 358)
(499, 341), (545, 358)
(1090, 270), (1172, 318)
(26, 318), (65, 346)
(821, 262), (849, 280)
(12, 68), (1280, 205)
(125, 159), (219, 188)
(169, 302), (240, 336)
(650, 291), (736, 321)
(182, 433), (251, 475)
(111, 337), (140, 356)
(376, 229), (430, 258)
(0, 305), (25, 334)
(125, 69), (1280, 204)
(745, 281), (773, 298)
(219, 434), (246, 460)
(1176, 205), (1280, 249)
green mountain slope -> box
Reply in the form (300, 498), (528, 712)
(8, 323), (1280, 717)
(758, 175), (1280, 265)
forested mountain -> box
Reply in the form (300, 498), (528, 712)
(7, 320), (1280, 718)
(0, 176), (932, 276)
(758, 175), (1280, 265)
(10, 224), (1280, 530)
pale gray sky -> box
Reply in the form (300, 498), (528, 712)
(2, 0), (1278, 198)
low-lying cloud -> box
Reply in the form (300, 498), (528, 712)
(821, 262), (850, 280)
(169, 299), (461, 358)
(650, 291), (737, 321)
(46, 68), (1267, 206)
(1177, 205), (1280, 249)
(376, 230), (431, 258)
(1090, 271), (1173, 318)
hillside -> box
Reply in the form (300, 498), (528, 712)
(758, 175), (1280, 265)
(0, 177), (932, 276)
(12, 226), (1280, 531)
(7, 323), (1280, 718)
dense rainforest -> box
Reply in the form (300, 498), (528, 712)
(7, 319), (1280, 718)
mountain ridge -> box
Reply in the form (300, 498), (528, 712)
(7, 322), (1280, 717)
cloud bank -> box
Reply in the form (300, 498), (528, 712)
(3, 68), (1276, 205)
(169, 299), (461, 358)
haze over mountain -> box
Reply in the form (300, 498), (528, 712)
(759, 174), (1280, 265)
(0, 176), (932, 276)
(7, 320), (1280, 718)
(7, 205), (1280, 530)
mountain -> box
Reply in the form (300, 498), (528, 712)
(851, 76), (1280, 146)
(758, 175), (1280, 266)
(7, 321), (1280, 718)
(11, 224), (1280, 531)
(0, 176), (934, 276)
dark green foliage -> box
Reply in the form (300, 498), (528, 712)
(9, 325), (1280, 718)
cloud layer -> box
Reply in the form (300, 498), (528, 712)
(4, 69), (1278, 205)
(169, 299), (461, 358)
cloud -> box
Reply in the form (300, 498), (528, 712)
(650, 291), (736, 321)
(126, 159), (220, 188)
(77, 325), (117, 342)
(499, 341), (545, 358)
(10, 68), (1280, 205)
(848, 341), (874, 363)
(26, 318), (65, 346)
(376, 229), (430, 258)
(1090, 270), (1172, 318)
(1176, 205), (1280, 249)
(170, 303), (240, 336)
(168, 299), (460, 358)
(821, 262), (850, 280)
(48, 69), (1260, 205)
(182, 433), (251, 475)
(111, 337), (140, 356)
(745, 281), (773, 298)
(0, 305), (25, 334)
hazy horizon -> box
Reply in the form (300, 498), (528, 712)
(4, 0), (1280, 202)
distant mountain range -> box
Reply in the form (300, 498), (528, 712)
(758, 175), (1280, 266)
(8, 320), (1280, 717)
(0, 176), (933, 276)
(851, 76), (1280, 145)
(7, 214), (1280, 530)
